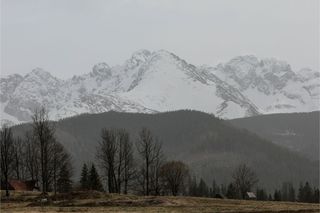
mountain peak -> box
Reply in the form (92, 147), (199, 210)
(227, 55), (260, 67)
(125, 49), (152, 69)
(26, 68), (56, 80)
(91, 62), (111, 77)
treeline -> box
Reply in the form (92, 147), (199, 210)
(187, 177), (319, 203)
(1, 107), (319, 204)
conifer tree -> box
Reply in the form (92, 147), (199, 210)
(57, 163), (72, 193)
(274, 189), (281, 201)
(226, 183), (237, 199)
(80, 163), (89, 190)
(298, 182), (313, 203)
(198, 178), (209, 197)
(304, 182), (313, 203)
(188, 176), (198, 196)
(256, 188), (268, 201)
(313, 188), (320, 203)
(89, 164), (103, 191)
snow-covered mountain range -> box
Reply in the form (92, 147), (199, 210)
(1, 49), (319, 125)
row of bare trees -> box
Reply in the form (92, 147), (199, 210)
(0, 107), (72, 197)
(94, 127), (262, 198)
(95, 127), (190, 196)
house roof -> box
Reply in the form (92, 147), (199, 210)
(8, 180), (36, 191)
(246, 192), (256, 198)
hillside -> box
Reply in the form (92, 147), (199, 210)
(2, 50), (319, 125)
(230, 111), (320, 161)
(12, 110), (319, 191)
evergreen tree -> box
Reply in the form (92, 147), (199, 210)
(256, 188), (268, 201)
(313, 188), (320, 203)
(188, 176), (198, 196)
(303, 182), (313, 203)
(198, 178), (209, 197)
(89, 164), (103, 191)
(298, 182), (313, 203)
(80, 163), (89, 190)
(288, 184), (295, 202)
(220, 184), (227, 196)
(57, 163), (72, 193)
(298, 182), (304, 202)
(281, 182), (295, 202)
(226, 183), (237, 199)
(274, 189), (281, 201)
(211, 179), (219, 197)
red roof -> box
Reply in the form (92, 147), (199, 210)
(8, 180), (36, 191)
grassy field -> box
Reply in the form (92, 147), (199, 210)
(1, 190), (319, 213)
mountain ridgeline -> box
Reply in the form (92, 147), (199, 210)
(12, 110), (319, 192)
(1, 50), (319, 125)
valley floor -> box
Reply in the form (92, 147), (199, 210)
(1, 191), (319, 213)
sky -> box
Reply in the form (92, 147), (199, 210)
(1, 0), (319, 79)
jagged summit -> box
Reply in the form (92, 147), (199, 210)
(24, 68), (52, 80)
(1, 49), (319, 124)
(91, 63), (111, 78)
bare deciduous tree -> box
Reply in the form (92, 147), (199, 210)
(97, 128), (135, 193)
(32, 107), (55, 194)
(51, 140), (72, 195)
(0, 125), (15, 197)
(24, 131), (40, 182)
(122, 134), (136, 194)
(136, 128), (164, 195)
(232, 164), (258, 199)
(97, 128), (118, 193)
(13, 137), (23, 180)
(160, 161), (189, 196)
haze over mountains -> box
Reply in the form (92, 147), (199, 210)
(1, 50), (319, 125)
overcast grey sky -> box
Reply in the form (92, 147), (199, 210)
(1, 0), (319, 79)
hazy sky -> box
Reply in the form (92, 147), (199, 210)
(1, 0), (319, 79)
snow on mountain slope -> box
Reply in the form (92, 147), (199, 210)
(1, 50), (319, 124)
(212, 56), (319, 114)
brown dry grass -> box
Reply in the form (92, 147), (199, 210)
(1, 190), (319, 213)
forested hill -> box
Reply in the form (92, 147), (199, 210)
(12, 110), (319, 191)
(229, 111), (320, 161)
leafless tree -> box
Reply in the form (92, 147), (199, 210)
(97, 128), (117, 193)
(0, 125), (15, 197)
(12, 137), (27, 180)
(51, 140), (72, 195)
(232, 164), (259, 199)
(136, 128), (164, 195)
(149, 137), (164, 195)
(97, 128), (135, 194)
(24, 131), (40, 182)
(122, 134), (136, 194)
(160, 161), (189, 196)
(32, 107), (55, 194)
